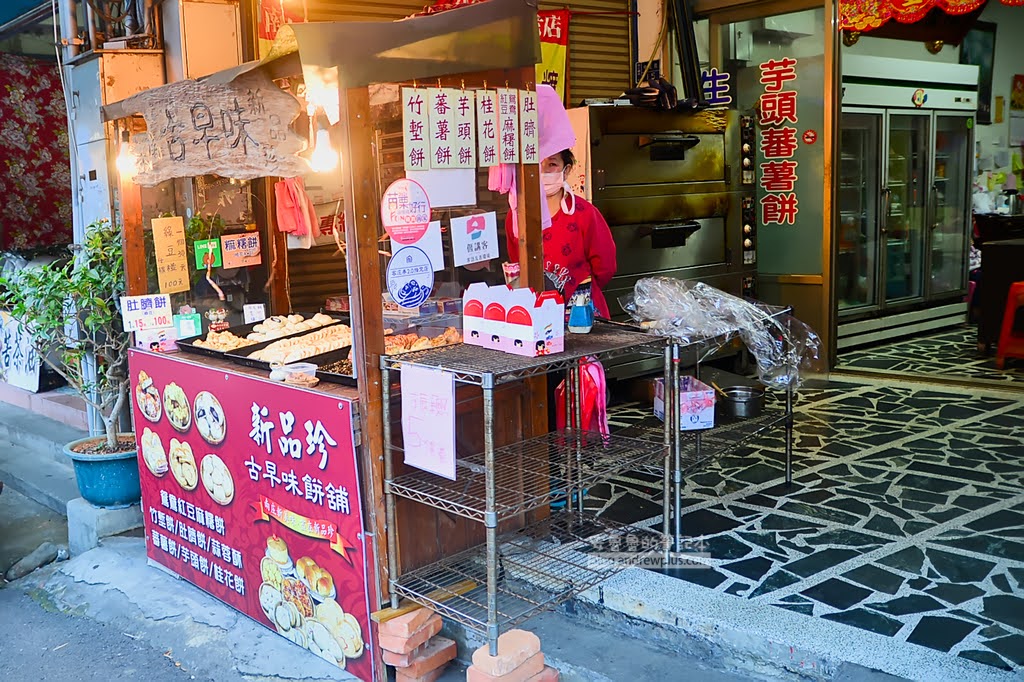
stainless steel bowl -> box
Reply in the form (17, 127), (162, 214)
(718, 386), (765, 419)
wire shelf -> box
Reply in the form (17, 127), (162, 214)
(380, 323), (665, 386)
(619, 408), (789, 478)
(387, 429), (667, 524)
(392, 510), (666, 635)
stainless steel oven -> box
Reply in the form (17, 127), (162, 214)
(581, 106), (759, 319)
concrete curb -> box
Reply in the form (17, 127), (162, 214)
(0, 402), (86, 468)
(576, 567), (1018, 682)
(0, 440), (80, 515)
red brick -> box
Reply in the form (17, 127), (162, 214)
(382, 642), (427, 667)
(380, 607), (436, 638)
(470, 630), (541, 677)
(401, 637), (457, 678)
(378, 614), (443, 654)
(466, 652), (544, 682)
(396, 666), (446, 682)
(525, 666), (559, 682)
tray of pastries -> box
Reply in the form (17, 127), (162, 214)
(226, 323), (354, 370)
(177, 312), (348, 358)
(316, 358), (357, 387)
(384, 326), (462, 355)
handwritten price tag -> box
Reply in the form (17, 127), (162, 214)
(400, 365), (456, 480)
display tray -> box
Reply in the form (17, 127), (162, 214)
(225, 327), (353, 371)
(176, 312), (350, 359)
(317, 359), (357, 387)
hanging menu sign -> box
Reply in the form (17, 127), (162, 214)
(121, 70), (307, 187)
(477, 90), (499, 168)
(428, 88), (456, 169)
(151, 217), (191, 295)
(498, 88), (520, 164)
(758, 58), (800, 228)
(403, 87), (429, 171)
(453, 90), (476, 169)
(519, 90), (539, 165)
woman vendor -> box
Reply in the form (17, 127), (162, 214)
(503, 86), (618, 318)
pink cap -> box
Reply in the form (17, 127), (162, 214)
(537, 84), (576, 162)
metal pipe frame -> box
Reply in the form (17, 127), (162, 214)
(483, 384), (499, 656)
(672, 344), (683, 551)
(661, 345), (671, 551)
(785, 372), (794, 485)
(574, 360), (585, 515)
(383, 367), (400, 610)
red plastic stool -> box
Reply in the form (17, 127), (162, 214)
(995, 281), (1024, 369)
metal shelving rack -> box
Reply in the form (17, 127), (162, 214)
(381, 323), (670, 654)
(380, 317), (797, 653)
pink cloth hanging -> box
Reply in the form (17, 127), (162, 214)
(274, 178), (321, 239)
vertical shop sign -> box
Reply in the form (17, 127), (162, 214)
(403, 87), (429, 172)
(453, 90), (476, 169)
(401, 365), (456, 480)
(519, 90), (539, 165)
(537, 10), (570, 105)
(258, 0), (304, 60)
(428, 88), (457, 169)
(758, 58), (800, 226)
(151, 217), (191, 294)
(497, 88), (520, 164)
(476, 90), (499, 168)
(129, 352), (372, 681)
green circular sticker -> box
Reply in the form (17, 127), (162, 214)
(967, 118), (974, 129)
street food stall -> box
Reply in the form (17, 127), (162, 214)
(106, 1), (822, 678)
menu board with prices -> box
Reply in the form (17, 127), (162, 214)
(152, 217), (191, 294)
(128, 351), (372, 681)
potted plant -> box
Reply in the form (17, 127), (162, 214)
(0, 219), (139, 508)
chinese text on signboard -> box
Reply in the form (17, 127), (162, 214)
(129, 352), (371, 681)
(758, 58), (800, 226)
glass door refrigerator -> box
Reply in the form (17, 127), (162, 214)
(837, 56), (976, 325)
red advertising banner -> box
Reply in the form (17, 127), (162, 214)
(129, 351), (372, 681)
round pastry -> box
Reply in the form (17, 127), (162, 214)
(168, 439), (198, 491)
(135, 371), (162, 423)
(267, 535), (290, 566)
(337, 613), (364, 659)
(315, 573), (334, 598)
(163, 383), (191, 432)
(283, 578), (314, 618)
(259, 582), (283, 621)
(140, 427), (168, 477)
(261, 557), (283, 589)
(194, 391), (226, 445)
(296, 556), (317, 583)
(200, 453), (234, 505)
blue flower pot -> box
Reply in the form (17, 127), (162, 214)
(64, 435), (141, 509)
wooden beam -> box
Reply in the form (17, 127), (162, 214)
(120, 173), (147, 296)
(339, 86), (389, 605)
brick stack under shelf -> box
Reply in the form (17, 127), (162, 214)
(379, 608), (457, 682)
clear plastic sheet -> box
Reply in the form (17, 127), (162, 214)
(619, 277), (823, 390)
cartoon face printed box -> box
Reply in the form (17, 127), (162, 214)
(462, 284), (564, 356)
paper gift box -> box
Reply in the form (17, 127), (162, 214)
(653, 376), (715, 431)
(463, 283), (565, 356)
(501, 288), (564, 357)
(463, 283), (503, 350)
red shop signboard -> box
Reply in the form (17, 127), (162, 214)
(129, 351), (373, 681)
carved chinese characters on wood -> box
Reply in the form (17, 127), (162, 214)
(125, 70), (307, 186)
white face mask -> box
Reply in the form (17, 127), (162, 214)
(542, 171), (564, 197)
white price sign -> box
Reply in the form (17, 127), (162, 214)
(120, 295), (173, 333)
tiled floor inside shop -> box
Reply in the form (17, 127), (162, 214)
(594, 381), (1024, 673)
(837, 325), (1024, 385)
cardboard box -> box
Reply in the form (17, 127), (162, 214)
(463, 283), (564, 356)
(654, 376), (715, 431)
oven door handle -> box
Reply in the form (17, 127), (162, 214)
(642, 221), (703, 248)
(637, 134), (701, 149)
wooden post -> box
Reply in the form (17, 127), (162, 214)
(120, 172), (147, 296)
(339, 86), (389, 602)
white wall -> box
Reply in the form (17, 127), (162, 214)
(841, 6), (1024, 183)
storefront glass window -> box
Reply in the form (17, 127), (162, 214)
(138, 176), (271, 328)
(719, 9), (826, 276)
